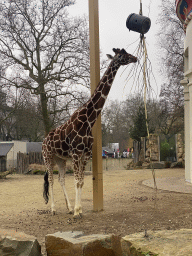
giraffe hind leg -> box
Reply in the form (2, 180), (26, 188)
(55, 156), (73, 214)
(49, 170), (56, 215)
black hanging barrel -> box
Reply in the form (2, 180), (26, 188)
(126, 13), (151, 34)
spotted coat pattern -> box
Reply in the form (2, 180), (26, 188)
(42, 48), (137, 217)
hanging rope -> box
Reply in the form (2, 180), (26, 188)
(139, 0), (143, 15)
(124, 2), (159, 192)
(139, 1), (157, 191)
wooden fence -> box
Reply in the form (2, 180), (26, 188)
(17, 152), (44, 174)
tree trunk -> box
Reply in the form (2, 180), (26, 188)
(40, 84), (52, 136)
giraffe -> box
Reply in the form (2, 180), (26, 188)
(42, 48), (137, 218)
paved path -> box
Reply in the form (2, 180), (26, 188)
(143, 175), (192, 194)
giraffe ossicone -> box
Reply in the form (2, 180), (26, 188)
(42, 48), (137, 217)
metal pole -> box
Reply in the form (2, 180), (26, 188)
(88, 0), (103, 211)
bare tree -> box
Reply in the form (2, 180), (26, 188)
(0, 88), (12, 140)
(157, 0), (184, 80)
(0, 86), (45, 141)
(102, 100), (127, 150)
(13, 89), (45, 141)
(158, 86), (184, 136)
(157, 0), (184, 135)
(101, 95), (160, 150)
(0, 0), (90, 135)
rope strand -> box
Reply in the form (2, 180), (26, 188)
(141, 34), (157, 191)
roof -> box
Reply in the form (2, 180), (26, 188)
(0, 143), (14, 156)
(26, 142), (42, 153)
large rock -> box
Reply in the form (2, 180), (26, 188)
(142, 162), (150, 169)
(142, 162), (164, 169)
(151, 162), (164, 169)
(123, 229), (192, 256)
(45, 231), (130, 256)
(0, 229), (42, 256)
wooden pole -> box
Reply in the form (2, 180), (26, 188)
(88, 0), (103, 211)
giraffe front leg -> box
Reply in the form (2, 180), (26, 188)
(74, 181), (83, 218)
(73, 158), (86, 218)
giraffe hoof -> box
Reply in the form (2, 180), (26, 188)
(73, 214), (82, 219)
(68, 210), (73, 215)
(52, 210), (56, 216)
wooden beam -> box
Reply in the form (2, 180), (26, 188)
(88, 0), (103, 211)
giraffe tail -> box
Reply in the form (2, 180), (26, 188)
(43, 171), (49, 204)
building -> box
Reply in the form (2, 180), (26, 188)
(0, 141), (42, 171)
(176, 0), (192, 182)
(0, 143), (14, 172)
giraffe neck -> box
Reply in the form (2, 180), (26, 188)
(86, 60), (120, 127)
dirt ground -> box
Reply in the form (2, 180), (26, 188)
(1, 163), (192, 255)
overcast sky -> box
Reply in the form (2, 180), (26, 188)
(68, 0), (163, 102)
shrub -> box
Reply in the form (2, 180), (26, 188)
(28, 164), (73, 175)
(33, 169), (45, 175)
(66, 166), (73, 174)
(160, 140), (170, 161)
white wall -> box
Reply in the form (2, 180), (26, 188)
(6, 141), (27, 169)
(183, 20), (192, 182)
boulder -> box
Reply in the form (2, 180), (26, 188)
(122, 229), (192, 256)
(178, 147), (183, 154)
(170, 162), (178, 168)
(0, 229), (42, 256)
(177, 152), (183, 158)
(142, 162), (164, 169)
(142, 162), (150, 169)
(170, 161), (183, 168)
(45, 231), (130, 256)
(151, 162), (164, 169)
(178, 158), (184, 163)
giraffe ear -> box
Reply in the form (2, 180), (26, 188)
(106, 54), (113, 60)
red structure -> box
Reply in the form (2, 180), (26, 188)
(176, 0), (192, 23)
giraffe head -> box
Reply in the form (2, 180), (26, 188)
(107, 48), (137, 66)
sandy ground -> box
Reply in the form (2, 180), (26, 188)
(1, 165), (192, 255)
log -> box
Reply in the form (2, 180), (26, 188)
(0, 170), (13, 179)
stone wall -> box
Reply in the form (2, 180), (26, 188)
(141, 133), (185, 167)
(141, 134), (160, 163)
(176, 133), (185, 163)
